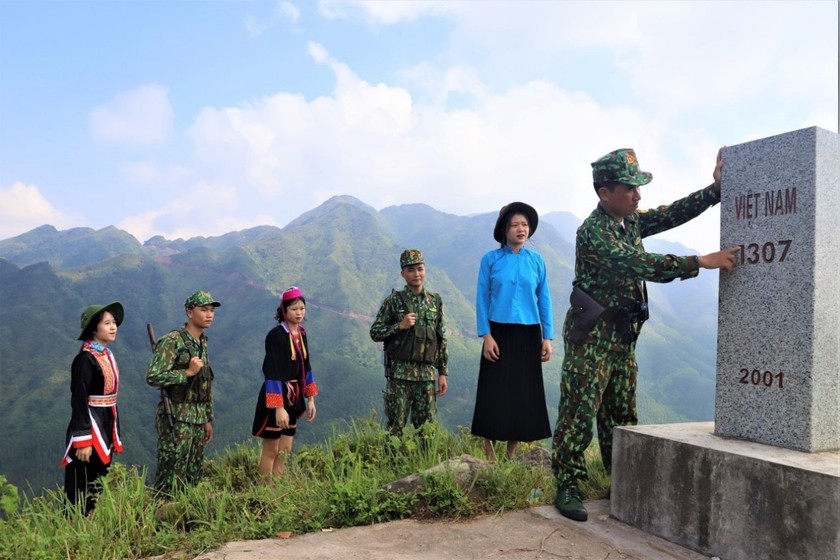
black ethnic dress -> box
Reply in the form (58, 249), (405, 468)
(252, 322), (318, 439)
(60, 340), (123, 513)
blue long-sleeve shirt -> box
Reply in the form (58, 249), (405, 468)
(475, 246), (553, 339)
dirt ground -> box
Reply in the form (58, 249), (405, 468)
(192, 500), (712, 560)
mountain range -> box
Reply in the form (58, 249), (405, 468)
(0, 195), (719, 494)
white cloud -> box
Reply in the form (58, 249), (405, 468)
(89, 84), (173, 145)
(120, 161), (192, 186)
(181, 43), (671, 241)
(117, 181), (255, 242)
(317, 0), (457, 24)
(245, 1), (301, 37)
(278, 1), (301, 23)
(0, 182), (78, 239)
(48, 0), (833, 256)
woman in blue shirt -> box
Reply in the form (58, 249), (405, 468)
(471, 201), (553, 460)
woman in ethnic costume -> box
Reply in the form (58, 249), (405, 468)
(60, 302), (125, 514)
(252, 287), (318, 476)
(471, 202), (553, 460)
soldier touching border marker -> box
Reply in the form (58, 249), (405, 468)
(551, 148), (738, 522)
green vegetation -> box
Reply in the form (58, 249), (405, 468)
(0, 198), (718, 496)
(0, 419), (609, 560)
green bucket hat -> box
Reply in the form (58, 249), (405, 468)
(400, 249), (424, 269)
(78, 302), (124, 340)
(184, 290), (221, 309)
(591, 148), (653, 186)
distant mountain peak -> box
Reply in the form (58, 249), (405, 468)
(285, 195), (378, 229)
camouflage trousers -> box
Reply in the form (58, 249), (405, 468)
(551, 338), (638, 488)
(154, 415), (207, 492)
(384, 378), (437, 435)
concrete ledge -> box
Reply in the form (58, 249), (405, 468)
(611, 422), (840, 560)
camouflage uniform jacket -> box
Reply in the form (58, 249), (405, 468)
(370, 286), (449, 381)
(147, 326), (214, 424)
(565, 185), (720, 352)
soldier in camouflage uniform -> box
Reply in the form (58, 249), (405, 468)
(147, 290), (220, 492)
(552, 149), (738, 521)
(370, 249), (449, 435)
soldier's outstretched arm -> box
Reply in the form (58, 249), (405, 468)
(698, 247), (739, 272)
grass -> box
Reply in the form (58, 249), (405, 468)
(0, 417), (610, 560)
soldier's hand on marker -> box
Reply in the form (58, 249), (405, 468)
(76, 445), (93, 463)
(482, 334), (500, 362)
(399, 313), (417, 330)
(186, 356), (203, 377)
(540, 339), (552, 363)
(712, 147), (726, 193)
(306, 399), (317, 422)
(699, 247), (739, 272)
(276, 407), (290, 429)
(437, 374), (448, 397)
(204, 422), (213, 444)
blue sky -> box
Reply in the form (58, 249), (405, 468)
(1, 0), (837, 254)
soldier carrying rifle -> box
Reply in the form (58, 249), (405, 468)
(146, 290), (221, 493)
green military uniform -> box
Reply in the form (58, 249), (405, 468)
(147, 291), (219, 492)
(551, 149), (720, 497)
(370, 250), (448, 434)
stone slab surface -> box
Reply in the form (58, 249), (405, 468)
(611, 422), (840, 560)
(191, 500), (710, 560)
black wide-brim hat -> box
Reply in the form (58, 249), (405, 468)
(493, 202), (539, 244)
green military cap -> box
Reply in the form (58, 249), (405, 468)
(591, 148), (653, 186)
(78, 302), (124, 340)
(400, 249), (424, 269)
(184, 290), (221, 309)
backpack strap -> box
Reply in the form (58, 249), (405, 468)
(394, 288), (413, 314)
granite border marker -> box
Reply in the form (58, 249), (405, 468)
(715, 126), (839, 452)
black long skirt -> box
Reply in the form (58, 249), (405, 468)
(470, 322), (551, 442)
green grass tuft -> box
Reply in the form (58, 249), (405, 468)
(0, 419), (610, 559)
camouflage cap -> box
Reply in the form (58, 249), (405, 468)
(184, 290), (221, 309)
(400, 249), (424, 269)
(591, 148), (653, 186)
(78, 301), (124, 340)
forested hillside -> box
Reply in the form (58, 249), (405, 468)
(0, 196), (719, 494)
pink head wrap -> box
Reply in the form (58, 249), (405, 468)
(281, 286), (304, 303)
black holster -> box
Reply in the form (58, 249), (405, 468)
(610, 302), (649, 343)
(567, 286), (605, 344)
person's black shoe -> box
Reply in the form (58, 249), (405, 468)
(554, 486), (588, 522)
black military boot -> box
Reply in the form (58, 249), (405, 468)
(554, 485), (588, 521)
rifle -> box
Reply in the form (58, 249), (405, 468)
(147, 323), (177, 444)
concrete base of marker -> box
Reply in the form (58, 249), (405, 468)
(610, 422), (840, 560)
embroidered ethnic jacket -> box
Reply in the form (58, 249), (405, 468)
(146, 326), (214, 424)
(370, 286), (449, 382)
(60, 342), (123, 466)
(261, 322), (318, 411)
(564, 185), (720, 352)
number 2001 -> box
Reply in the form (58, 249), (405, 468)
(739, 368), (784, 388)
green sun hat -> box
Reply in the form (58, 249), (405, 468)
(78, 302), (124, 340)
(591, 148), (653, 186)
(184, 290), (221, 309)
(400, 249), (424, 269)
